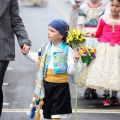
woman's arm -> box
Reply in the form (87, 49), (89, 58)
(10, 0), (31, 47)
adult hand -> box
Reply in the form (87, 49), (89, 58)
(21, 44), (30, 55)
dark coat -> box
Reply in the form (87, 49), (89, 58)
(0, 0), (31, 61)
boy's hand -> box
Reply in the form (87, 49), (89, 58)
(74, 52), (80, 62)
(21, 44), (30, 55)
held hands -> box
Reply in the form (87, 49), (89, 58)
(21, 44), (30, 55)
(86, 32), (95, 37)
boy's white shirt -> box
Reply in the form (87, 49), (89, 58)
(25, 43), (82, 75)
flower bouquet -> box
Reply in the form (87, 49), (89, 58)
(79, 46), (96, 64)
(66, 29), (86, 48)
(66, 29), (86, 120)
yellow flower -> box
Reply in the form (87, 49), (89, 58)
(66, 39), (70, 45)
(79, 50), (84, 55)
(91, 49), (94, 53)
(67, 29), (87, 46)
(79, 38), (83, 42)
(87, 46), (91, 49)
(69, 37), (73, 41)
(75, 36), (79, 40)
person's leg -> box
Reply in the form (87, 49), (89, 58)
(111, 91), (120, 105)
(112, 91), (117, 97)
(103, 90), (110, 106)
(91, 89), (98, 98)
(84, 88), (91, 99)
(104, 90), (110, 95)
(0, 61), (9, 116)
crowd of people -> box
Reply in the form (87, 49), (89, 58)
(24, 0), (120, 119)
(77, 0), (120, 106)
(68, 0), (120, 107)
(0, 0), (120, 120)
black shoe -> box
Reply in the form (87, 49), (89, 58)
(84, 92), (90, 99)
(91, 92), (98, 99)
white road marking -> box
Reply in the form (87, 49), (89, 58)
(2, 109), (28, 113)
(3, 103), (10, 106)
(7, 67), (13, 70)
(72, 109), (120, 113)
(2, 109), (120, 113)
(3, 83), (9, 86)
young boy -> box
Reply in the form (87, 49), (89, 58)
(22, 19), (82, 120)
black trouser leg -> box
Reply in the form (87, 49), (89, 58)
(0, 61), (9, 117)
(85, 88), (91, 93)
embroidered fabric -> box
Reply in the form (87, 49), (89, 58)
(101, 15), (120, 25)
(85, 42), (120, 91)
(77, 1), (106, 24)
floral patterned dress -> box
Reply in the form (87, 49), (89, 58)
(79, 14), (120, 91)
(78, 1), (107, 88)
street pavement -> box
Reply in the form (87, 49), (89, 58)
(1, 0), (120, 120)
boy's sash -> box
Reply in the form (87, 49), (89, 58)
(26, 43), (49, 120)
